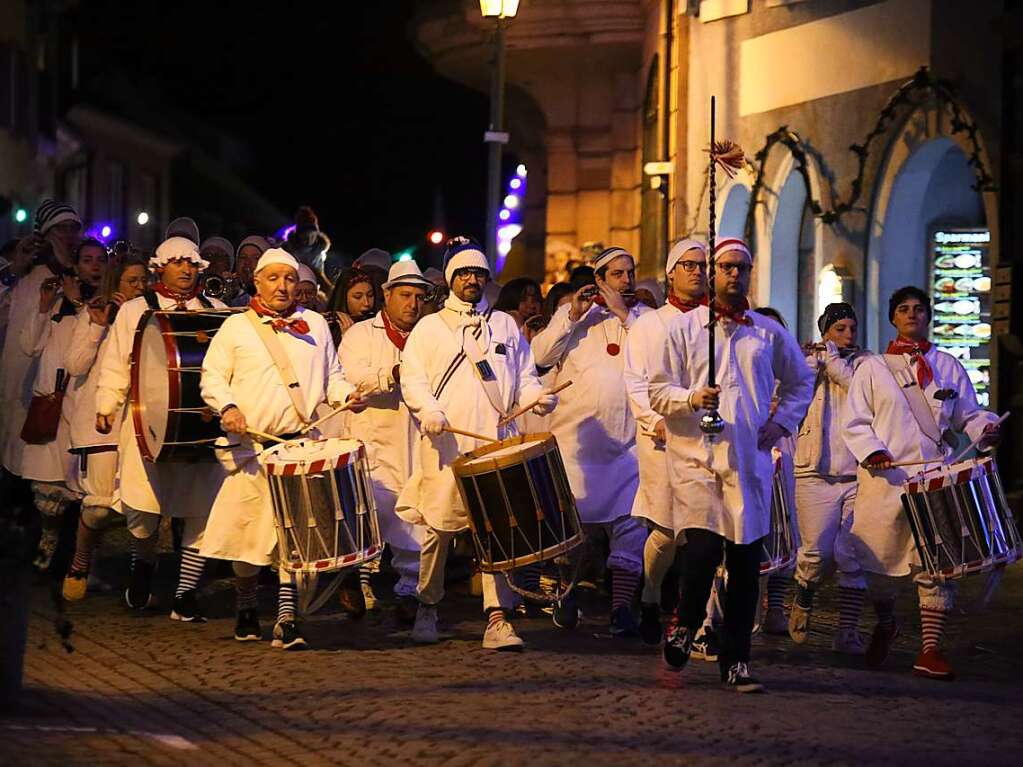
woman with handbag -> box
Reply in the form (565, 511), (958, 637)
(61, 255), (148, 600)
(19, 238), (109, 571)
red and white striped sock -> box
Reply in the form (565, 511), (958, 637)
(919, 607), (948, 653)
(70, 518), (100, 575)
(611, 568), (640, 611)
(837, 587), (866, 633)
(487, 609), (506, 630)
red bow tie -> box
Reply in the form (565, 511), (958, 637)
(887, 337), (934, 389)
(250, 297), (310, 336)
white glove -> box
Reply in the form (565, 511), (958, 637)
(531, 392), (558, 416)
(420, 410), (448, 436)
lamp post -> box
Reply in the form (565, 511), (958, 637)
(480, 0), (519, 273)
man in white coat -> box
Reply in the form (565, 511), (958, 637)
(623, 239), (717, 651)
(531, 246), (651, 636)
(649, 237), (814, 693)
(1, 200), (82, 479)
(787, 303), (870, 653)
(842, 285), (999, 680)
(396, 238), (556, 651)
(200, 248), (360, 650)
(94, 237), (227, 621)
(339, 260), (433, 625)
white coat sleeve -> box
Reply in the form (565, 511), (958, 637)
(511, 322), (544, 407)
(399, 324), (445, 419)
(530, 303), (579, 369)
(338, 324), (392, 397)
(199, 323), (237, 415)
(324, 330), (355, 406)
(623, 316), (662, 433)
(771, 328), (815, 435)
(821, 342), (856, 389)
(841, 361), (890, 463)
(19, 306), (51, 356)
(948, 358), (998, 443)
(649, 320), (695, 418)
(65, 311), (106, 377)
(94, 306), (136, 417)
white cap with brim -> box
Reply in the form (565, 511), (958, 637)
(255, 248), (300, 275)
(151, 236), (209, 270)
(383, 260), (433, 291)
(297, 264), (318, 285)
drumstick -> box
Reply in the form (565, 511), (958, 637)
(497, 380), (574, 427)
(949, 411), (1009, 465)
(442, 425), (500, 443)
(246, 429), (303, 448)
(301, 401), (353, 435)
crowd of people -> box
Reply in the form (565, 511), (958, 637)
(0, 199), (1001, 693)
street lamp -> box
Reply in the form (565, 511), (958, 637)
(480, 0), (519, 272)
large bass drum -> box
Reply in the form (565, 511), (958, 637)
(130, 309), (234, 462)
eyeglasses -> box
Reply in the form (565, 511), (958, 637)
(717, 262), (752, 275)
(455, 268), (488, 282)
(678, 260), (707, 273)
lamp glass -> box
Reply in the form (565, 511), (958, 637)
(480, 0), (519, 18)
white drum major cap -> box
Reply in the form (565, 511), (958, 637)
(383, 260), (433, 290)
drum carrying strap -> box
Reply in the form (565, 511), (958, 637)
(244, 309), (311, 425)
(433, 306), (494, 401)
(460, 324), (509, 420)
(883, 353), (944, 451)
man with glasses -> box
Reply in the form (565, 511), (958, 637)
(623, 240), (721, 655)
(531, 246), (652, 637)
(649, 238), (813, 692)
(396, 238), (557, 651)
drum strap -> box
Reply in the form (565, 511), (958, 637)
(433, 306), (494, 401)
(882, 354), (944, 450)
(460, 324), (509, 419)
(143, 290), (213, 310)
(244, 310), (312, 425)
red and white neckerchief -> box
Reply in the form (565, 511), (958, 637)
(710, 297), (753, 326)
(381, 309), (410, 351)
(249, 297), (310, 336)
(667, 294), (706, 313)
(153, 282), (201, 310)
(887, 336), (934, 389)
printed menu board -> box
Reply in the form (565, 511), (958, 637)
(930, 229), (992, 406)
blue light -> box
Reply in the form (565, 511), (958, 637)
(100, 225), (112, 239)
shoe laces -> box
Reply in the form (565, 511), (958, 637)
(665, 616), (690, 647)
(729, 662), (751, 682)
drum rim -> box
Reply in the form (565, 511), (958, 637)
(473, 531), (584, 573)
(451, 432), (559, 476)
(261, 436), (366, 469)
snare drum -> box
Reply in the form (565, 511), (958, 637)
(451, 433), (583, 572)
(130, 310), (234, 461)
(261, 438), (382, 574)
(902, 456), (1022, 582)
(762, 455), (796, 575)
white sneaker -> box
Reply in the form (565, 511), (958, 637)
(412, 604), (439, 644)
(832, 627), (868, 656)
(482, 617), (525, 651)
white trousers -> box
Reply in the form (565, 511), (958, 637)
(417, 527), (514, 611)
(794, 474), (866, 590)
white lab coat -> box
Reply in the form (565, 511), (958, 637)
(649, 307), (814, 544)
(842, 347), (998, 576)
(339, 311), (423, 552)
(19, 305), (78, 483)
(1, 264), (58, 474)
(396, 297), (545, 532)
(530, 301), (651, 524)
(198, 307), (353, 566)
(94, 292), (227, 517)
(623, 302), (683, 533)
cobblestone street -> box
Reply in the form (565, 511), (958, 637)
(3, 536), (1022, 767)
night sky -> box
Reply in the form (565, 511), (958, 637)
(70, 0), (492, 260)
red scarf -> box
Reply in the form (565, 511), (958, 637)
(153, 282), (201, 307)
(668, 294), (706, 313)
(711, 297), (753, 326)
(381, 310), (410, 351)
(249, 297), (310, 336)
(886, 337), (934, 389)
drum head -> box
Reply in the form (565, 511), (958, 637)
(135, 317), (170, 455)
(263, 437), (364, 475)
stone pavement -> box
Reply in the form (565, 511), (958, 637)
(3, 539), (1022, 767)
